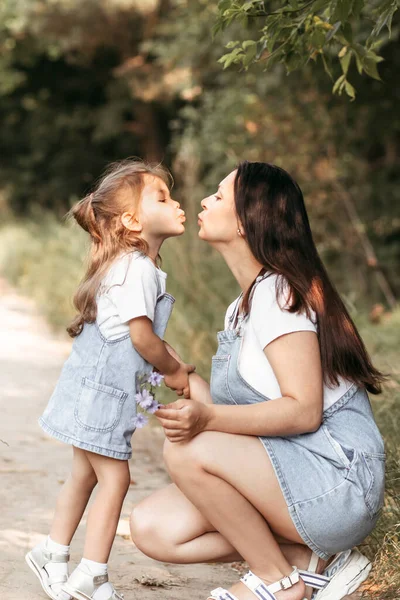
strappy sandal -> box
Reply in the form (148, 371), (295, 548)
(208, 566), (307, 600)
(299, 549), (372, 599)
(25, 544), (71, 600)
(62, 565), (123, 600)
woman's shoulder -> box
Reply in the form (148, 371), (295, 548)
(251, 272), (317, 325)
(252, 273), (289, 307)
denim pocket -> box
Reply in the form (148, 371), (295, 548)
(322, 424), (355, 470)
(75, 377), (128, 432)
(361, 451), (386, 519)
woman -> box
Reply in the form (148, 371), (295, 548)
(130, 162), (386, 600)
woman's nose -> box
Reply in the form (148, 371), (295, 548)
(200, 197), (208, 209)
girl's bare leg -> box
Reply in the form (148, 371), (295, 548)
(50, 446), (98, 545)
(83, 453), (131, 562)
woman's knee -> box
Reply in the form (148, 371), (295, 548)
(163, 434), (210, 476)
(130, 501), (171, 560)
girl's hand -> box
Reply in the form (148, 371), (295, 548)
(164, 341), (185, 365)
(155, 399), (213, 442)
(163, 363), (195, 399)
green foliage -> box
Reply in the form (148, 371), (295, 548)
(214, 0), (400, 98)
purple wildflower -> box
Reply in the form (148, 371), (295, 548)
(147, 371), (164, 387)
(135, 389), (154, 410)
(133, 413), (149, 428)
(146, 399), (162, 414)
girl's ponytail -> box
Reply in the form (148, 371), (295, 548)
(69, 194), (101, 243)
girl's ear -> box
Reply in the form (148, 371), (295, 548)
(121, 212), (142, 233)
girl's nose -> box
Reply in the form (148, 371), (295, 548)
(174, 200), (180, 209)
(200, 197), (208, 209)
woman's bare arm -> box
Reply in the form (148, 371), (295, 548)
(206, 330), (323, 436)
(188, 372), (213, 405)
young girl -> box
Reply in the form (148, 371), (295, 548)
(26, 159), (194, 600)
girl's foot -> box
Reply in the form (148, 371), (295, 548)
(63, 559), (123, 600)
(25, 537), (71, 600)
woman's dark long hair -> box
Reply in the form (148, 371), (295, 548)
(235, 161), (385, 394)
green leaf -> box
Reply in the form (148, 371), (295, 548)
(226, 40), (240, 49)
(243, 42), (258, 67)
(321, 52), (333, 79)
(352, 0), (364, 18)
(363, 57), (382, 80)
(313, 0), (331, 11)
(371, 3), (398, 38)
(242, 40), (256, 49)
(344, 79), (356, 99)
(310, 28), (326, 48)
(333, 73), (346, 93)
(340, 49), (352, 75)
(333, 0), (352, 24)
(341, 22), (353, 43)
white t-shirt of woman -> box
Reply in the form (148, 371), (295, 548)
(96, 251), (167, 340)
(224, 274), (352, 411)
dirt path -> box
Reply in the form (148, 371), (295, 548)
(0, 279), (361, 600)
(0, 278), (237, 599)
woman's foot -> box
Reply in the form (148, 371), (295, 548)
(227, 577), (306, 600)
(280, 544), (329, 599)
(209, 568), (307, 600)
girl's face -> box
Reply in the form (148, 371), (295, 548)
(127, 174), (186, 240)
(198, 170), (239, 244)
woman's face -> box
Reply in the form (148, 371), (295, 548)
(198, 170), (239, 243)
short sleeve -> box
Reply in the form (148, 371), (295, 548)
(106, 254), (159, 324)
(224, 299), (238, 330)
(249, 275), (317, 350)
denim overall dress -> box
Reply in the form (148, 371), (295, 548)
(210, 283), (385, 559)
(39, 290), (175, 460)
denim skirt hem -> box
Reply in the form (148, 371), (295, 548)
(39, 418), (132, 460)
(258, 437), (331, 559)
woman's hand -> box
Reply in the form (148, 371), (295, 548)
(155, 399), (213, 443)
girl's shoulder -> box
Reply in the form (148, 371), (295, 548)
(101, 251), (158, 291)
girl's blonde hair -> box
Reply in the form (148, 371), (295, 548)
(66, 158), (172, 338)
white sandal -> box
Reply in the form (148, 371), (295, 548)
(62, 565), (124, 600)
(208, 566), (307, 600)
(25, 543), (71, 600)
(299, 549), (372, 599)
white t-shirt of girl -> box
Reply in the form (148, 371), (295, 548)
(224, 274), (352, 411)
(96, 252), (167, 340)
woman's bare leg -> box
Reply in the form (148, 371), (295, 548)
(131, 434), (329, 599)
(50, 446), (98, 545)
(162, 432), (312, 600)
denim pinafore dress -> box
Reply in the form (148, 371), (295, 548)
(39, 290), (175, 460)
(210, 281), (385, 559)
